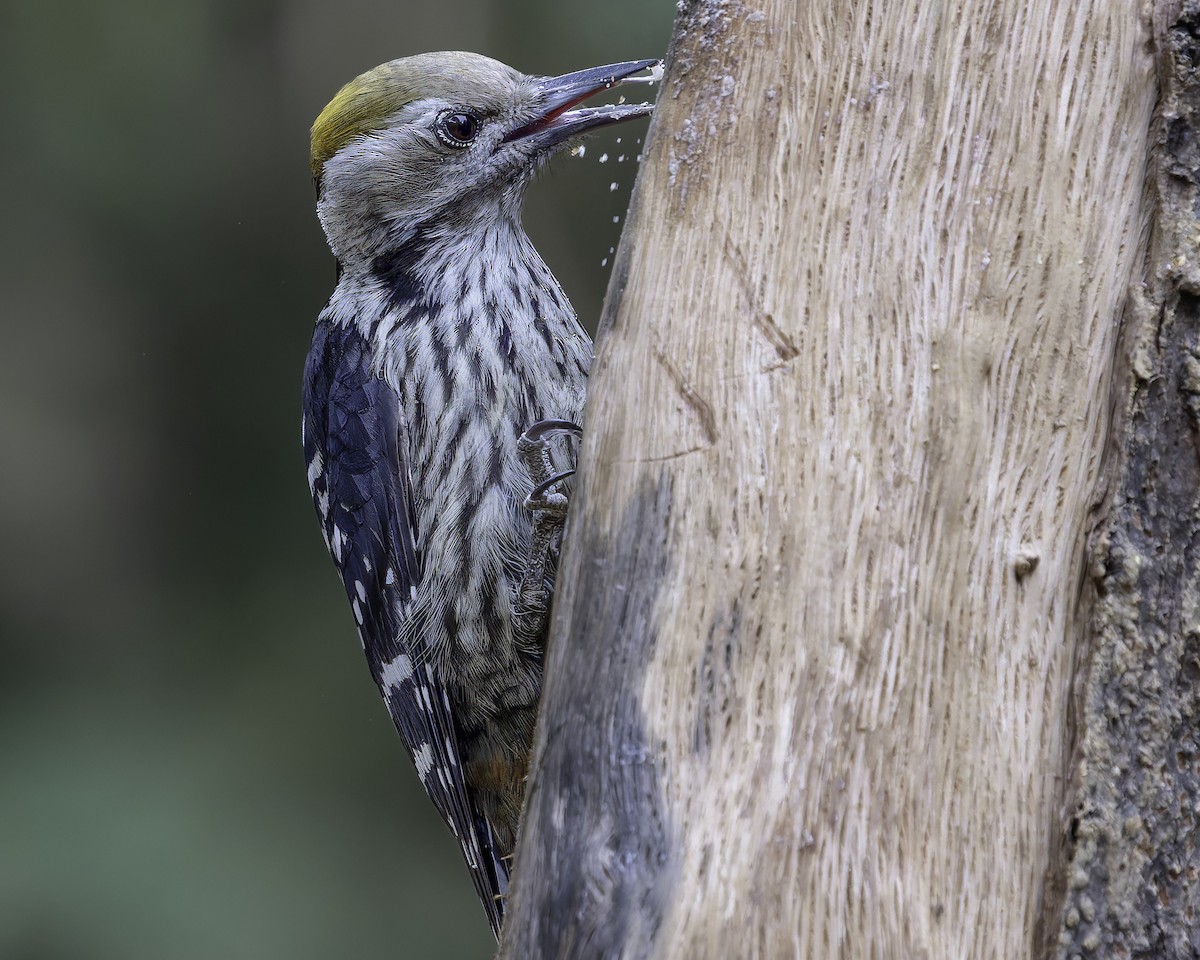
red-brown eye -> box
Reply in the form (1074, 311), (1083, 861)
(436, 111), (481, 147)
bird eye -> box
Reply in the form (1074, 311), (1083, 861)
(436, 111), (481, 147)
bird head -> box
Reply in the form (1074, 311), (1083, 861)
(311, 51), (659, 266)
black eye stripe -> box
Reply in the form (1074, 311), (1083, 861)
(436, 111), (481, 147)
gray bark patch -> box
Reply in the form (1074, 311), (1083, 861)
(502, 474), (677, 959)
(1054, 7), (1200, 957)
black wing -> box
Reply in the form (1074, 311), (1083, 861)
(303, 320), (509, 936)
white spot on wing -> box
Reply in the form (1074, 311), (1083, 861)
(414, 742), (434, 783)
(380, 653), (413, 689)
(385, 567), (395, 585)
(352, 598), (363, 624)
(354, 579), (366, 601)
(306, 450), (324, 492)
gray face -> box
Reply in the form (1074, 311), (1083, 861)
(312, 52), (659, 267)
(314, 53), (558, 264)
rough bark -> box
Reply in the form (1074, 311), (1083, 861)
(495, 0), (1191, 957)
(1049, 4), (1200, 958)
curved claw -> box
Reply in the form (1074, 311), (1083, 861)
(521, 419), (582, 443)
(529, 469), (576, 502)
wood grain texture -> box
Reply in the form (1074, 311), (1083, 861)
(501, 1), (1158, 956)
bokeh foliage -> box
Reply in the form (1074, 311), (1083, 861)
(0, 1), (673, 956)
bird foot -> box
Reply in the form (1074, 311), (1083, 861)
(513, 420), (581, 641)
(517, 420), (581, 505)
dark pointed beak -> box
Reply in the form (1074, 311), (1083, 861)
(505, 58), (662, 150)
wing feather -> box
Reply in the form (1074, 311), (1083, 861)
(303, 320), (508, 936)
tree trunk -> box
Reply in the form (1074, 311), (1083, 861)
(1052, 5), (1200, 958)
(498, 0), (1200, 957)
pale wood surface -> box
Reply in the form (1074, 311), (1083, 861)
(501, 1), (1159, 957)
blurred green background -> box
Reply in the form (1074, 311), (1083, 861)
(0, 1), (672, 957)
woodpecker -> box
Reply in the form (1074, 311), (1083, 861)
(302, 52), (658, 936)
